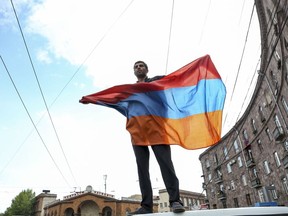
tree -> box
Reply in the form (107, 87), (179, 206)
(4, 189), (35, 216)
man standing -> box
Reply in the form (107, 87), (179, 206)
(128, 61), (185, 215)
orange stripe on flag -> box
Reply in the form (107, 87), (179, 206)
(127, 110), (223, 150)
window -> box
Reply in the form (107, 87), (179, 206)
(208, 173), (212, 181)
(251, 119), (257, 134)
(231, 180), (236, 190)
(282, 177), (288, 194)
(213, 153), (218, 165)
(227, 163), (232, 173)
(233, 198), (239, 208)
(237, 156), (243, 167)
(264, 89), (273, 105)
(252, 168), (258, 178)
(247, 148), (253, 160)
(258, 106), (266, 122)
(246, 194), (252, 206)
(269, 70), (278, 94)
(205, 159), (210, 170)
(274, 51), (281, 61)
(284, 140), (288, 151)
(242, 174), (247, 186)
(242, 129), (249, 142)
(224, 147), (229, 160)
(282, 97), (288, 115)
(220, 184), (225, 191)
(222, 200), (227, 208)
(265, 128), (273, 141)
(258, 189), (265, 202)
(216, 169), (222, 179)
(273, 151), (281, 167)
(233, 139), (240, 153)
(257, 139), (264, 152)
(263, 161), (271, 174)
(274, 114), (282, 127)
(259, 106), (266, 122)
(271, 186), (278, 200)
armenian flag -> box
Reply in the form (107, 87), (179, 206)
(80, 55), (226, 150)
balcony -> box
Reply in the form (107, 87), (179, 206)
(202, 183), (207, 190)
(214, 176), (223, 184)
(283, 154), (288, 169)
(273, 126), (286, 141)
(246, 158), (255, 168)
(251, 178), (261, 188)
(217, 191), (226, 200)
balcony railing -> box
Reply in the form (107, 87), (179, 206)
(214, 176), (223, 184)
(217, 191), (226, 200)
(246, 158), (255, 168)
(273, 126), (286, 141)
(283, 153), (288, 169)
(251, 177), (261, 188)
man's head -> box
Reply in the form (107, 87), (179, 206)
(134, 61), (148, 80)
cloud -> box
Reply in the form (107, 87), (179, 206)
(37, 49), (52, 64)
(24, 0), (141, 88)
(0, 0), (33, 27)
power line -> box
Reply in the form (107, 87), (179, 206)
(10, 0), (77, 186)
(223, 3), (257, 130)
(2, 0), (136, 186)
(165, 0), (175, 75)
(49, 0), (135, 107)
(229, 3), (256, 102)
(223, 0), (286, 131)
(198, 0), (211, 45)
(234, 58), (261, 123)
(0, 55), (71, 188)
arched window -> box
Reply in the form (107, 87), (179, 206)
(102, 206), (112, 216)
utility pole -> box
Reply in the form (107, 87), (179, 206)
(103, 174), (107, 194)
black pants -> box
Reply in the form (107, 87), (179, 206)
(132, 144), (180, 210)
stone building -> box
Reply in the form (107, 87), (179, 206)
(157, 189), (206, 213)
(33, 186), (158, 216)
(33, 187), (205, 215)
(199, 0), (288, 209)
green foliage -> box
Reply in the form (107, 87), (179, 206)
(4, 189), (35, 216)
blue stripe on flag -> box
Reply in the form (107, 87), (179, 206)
(114, 79), (226, 119)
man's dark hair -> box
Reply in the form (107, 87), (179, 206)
(134, 61), (148, 70)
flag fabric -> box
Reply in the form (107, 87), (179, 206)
(80, 55), (226, 150)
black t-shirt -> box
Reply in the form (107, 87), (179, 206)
(144, 75), (165, 83)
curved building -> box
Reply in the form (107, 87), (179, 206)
(199, 0), (288, 209)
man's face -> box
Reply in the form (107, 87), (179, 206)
(134, 62), (148, 79)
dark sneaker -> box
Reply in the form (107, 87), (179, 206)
(171, 201), (185, 213)
(127, 207), (153, 215)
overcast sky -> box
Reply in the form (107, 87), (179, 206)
(0, 0), (260, 212)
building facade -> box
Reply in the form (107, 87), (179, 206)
(199, 0), (288, 209)
(33, 187), (205, 216)
(157, 189), (206, 213)
(33, 186), (158, 216)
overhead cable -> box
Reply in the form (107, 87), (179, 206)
(0, 55), (71, 188)
(10, 0), (77, 186)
